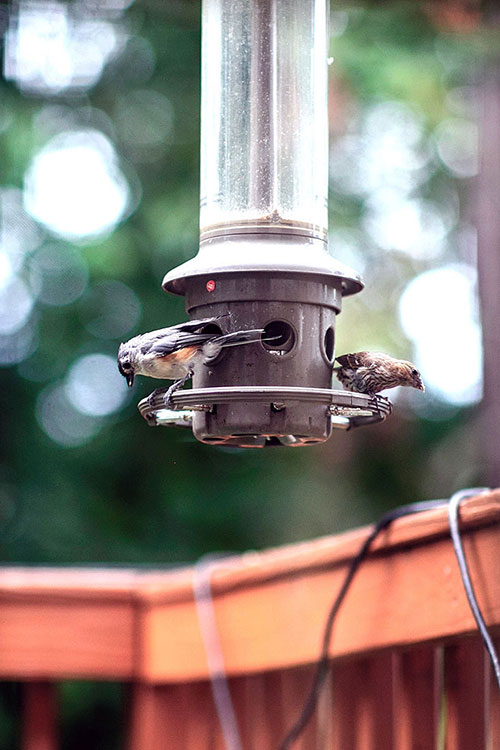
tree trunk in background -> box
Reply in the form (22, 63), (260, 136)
(477, 68), (500, 488)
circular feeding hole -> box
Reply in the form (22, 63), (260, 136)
(324, 326), (335, 362)
(262, 320), (295, 356)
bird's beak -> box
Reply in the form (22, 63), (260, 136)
(419, 382), (425, 392)
(126, 373), (134, 387)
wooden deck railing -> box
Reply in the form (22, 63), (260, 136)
(1, 490), (499, 749)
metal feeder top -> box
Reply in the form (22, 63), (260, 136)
(162, 232), (364, 298)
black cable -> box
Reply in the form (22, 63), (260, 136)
(279, 489), (498, 750)
(278, 499), (447, 750)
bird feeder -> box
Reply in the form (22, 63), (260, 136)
(140, 0), (391, 446)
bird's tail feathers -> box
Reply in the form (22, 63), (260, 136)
(214, 329), (264, 348)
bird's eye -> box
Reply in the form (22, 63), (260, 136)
(411, 368), (418, 376)
(118, 358), (131, 375)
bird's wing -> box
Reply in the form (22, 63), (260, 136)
(138, 317), (226, 355)
(138, 316), (225, 347)
(335, 352), (373, 369)
(170, 315), (227, 333)
(148, 313), (223, 338)
(336, 351), (395, 369)
(146, 332), (214, 357)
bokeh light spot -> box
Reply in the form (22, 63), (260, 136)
(330, 100), (430, 199)
(24, 130), (131, 240)
(65, 353), (129, 417)
(436, 118), (478, 178)
(399, 265), (482, 405)
(36, 383), (103, 447)
(4, 1), (126, 95)
(0, 187), (42, 287)
(0, 277), (35, 335)
(364, 193), (451, 259)
(80, 280), (141, 339)
(0, 321), (38, 366)
(30, 243), (88, 306)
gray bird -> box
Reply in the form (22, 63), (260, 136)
(334, 351), (425, 396)
(117, 316), (264, 406)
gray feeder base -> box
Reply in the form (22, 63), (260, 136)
(137, 387), (392, 447)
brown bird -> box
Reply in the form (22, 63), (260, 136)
(334, 352), (425, 395)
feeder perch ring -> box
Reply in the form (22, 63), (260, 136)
(138, 386), (392, 436)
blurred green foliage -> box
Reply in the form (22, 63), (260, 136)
(0, 0), (495, 744)
(0, 0), (488, 566)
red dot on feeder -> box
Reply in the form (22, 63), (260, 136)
(206, 279), (216, 292)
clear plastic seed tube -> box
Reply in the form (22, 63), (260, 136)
(200, 0), (329, 241)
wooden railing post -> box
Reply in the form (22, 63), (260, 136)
(127, 681), (224, 750)
(392, 647), (442, 749)
(127, 683), (162, 750)
(22, 681), (57, 750)
(444, 639), (489, 749)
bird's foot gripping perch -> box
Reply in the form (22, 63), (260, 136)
(164, 370), (194, 409)
(138, 372), (194, 426)
(143, 388), (163, 426)
(144, 410), (159, 427)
